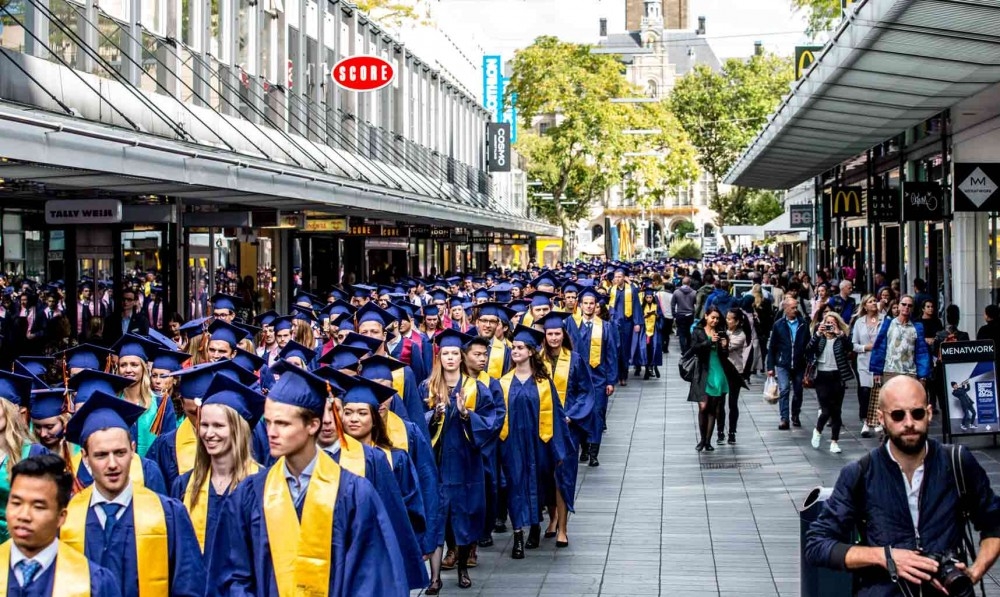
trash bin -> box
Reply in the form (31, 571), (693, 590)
(800, 486), (853, 597)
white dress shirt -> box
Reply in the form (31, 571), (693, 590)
(10, 538), (59, 584)
(89, 481), (134, 528)
(885, 443), (926, 532)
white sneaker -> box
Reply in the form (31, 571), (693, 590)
(830, 441), (842, 454)
(811, 429), (822, 449)
(861, 423), (872, 438)
(874, 425), (883, 434)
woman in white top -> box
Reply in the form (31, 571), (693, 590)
(810, 283), (830, 320)
(657, 282), (675, 354)
(806, 312), (853, 454)
(716, 308), (751, 445)
(851, 294), (883, 436)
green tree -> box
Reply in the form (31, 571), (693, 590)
(668, 239), (702, 260)
(711, 187), (784, 226)
(355, 0), (425, 28)
(747, 190), (784, 225)
(673, 220), (696, 238)
(509, 36), (699, 258)
(790, 0), (842, 37)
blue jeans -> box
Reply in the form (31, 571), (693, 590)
(776, 366), (804, 422)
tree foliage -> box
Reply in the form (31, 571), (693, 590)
(673, 220), (696, 238)
(711, 187), (784, 226)
(355, 0), (424, 28)
(509, 36), (699, 257)
(789, 0), (842, 37)
(668, 239), (702, 260)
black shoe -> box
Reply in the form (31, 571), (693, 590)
(478, 536), (494, 547)
(458, 570), (472, 589)
(544, 529), (557, 539)
(704, 443), (715, 452)
(494, 520), (508, 534)
(634, 366), (642, 377)
(727, 433), (736, 445)
(619, 379), (628, 387)
(778, 420), (790, 430)
(556, 539), (569, 548)
(654, 367), (660, 378)
(425, 578), (443, 595)
(588, 444), (600, 467)
(792, 416), (802, 428)
(696, 441), (705, 452)
(511, 531), (525, 559)
(643, 368), (652, 380)
(717, 432), (725, 444)
(526, 525), (541, 549)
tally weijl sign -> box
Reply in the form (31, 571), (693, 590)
(45, 199), (123, 225)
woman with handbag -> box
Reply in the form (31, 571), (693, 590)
(806, 311), (854, 454)
(686, 306), (737, 452)
(851, 295), (883, 437)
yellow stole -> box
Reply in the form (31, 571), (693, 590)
(263, 453), (340, 597)
(522, 312), (534, 327)
(174, 418), (198, 476)
(0, 540), (92, 597)
(498, 372), (554, 443)
(546, 349), (572, 407)
(611, 284), (633, 318)
(383, 410), (409, 452)
(338, 434), (367, 477)
(644, 303), (657, 337)
(184, 462), (261, 551)
(391, 368), (405, 398)
(379, 447), (394, 470)
(430, 377), (478, 448)
(63, 484), (169, 597)
(487, 338), (507, 379)
(71, 453), (146, 490)
(581, 317), (603, 368)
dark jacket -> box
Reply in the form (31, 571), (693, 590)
(806, 332), (854, 385)
(766, 315), (810, 372)
(805, 440), (1000, 597)
(103, 309), (150, 347)
(672, 285), (696, 318)
(869, 317), (931, 379)
(705, 288), (736, 315)
(976, 321), (1000, 363)
(686, 327), (745, 402)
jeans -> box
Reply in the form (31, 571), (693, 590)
(815, 370), (845, 441)
(676, 314), (694, 354)
(959, 395), (977, 427)
(776, 366), (804, 422)
(717, 379), (742, 436)
(857, 384), (872, 423)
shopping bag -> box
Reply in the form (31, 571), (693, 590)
(866, 382), (882, 426)
(763, 376), (779, 404)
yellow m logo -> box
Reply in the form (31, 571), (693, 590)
(832, 188), (862, 216)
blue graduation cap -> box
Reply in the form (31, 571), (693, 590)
(292, 305), (318, 323)
(151, 348), (190, 372)
(473, 288), (489, 301)
(530, 272), (557, 289)
(208, 319), (246, 349)
(358, 354), (405, 382)
(29, 389), (67, 420)
(255, 310), (280, 328)
(507, 299), (530, 315)
(294, 291), (321, 309)
(528, 290), (556, 308)
(318, 344), (368, 369)
(68, 370), (132, 404)
(447, 297), (464, 309)
(536, 311), (571, 331)
(233, 348), (265, 373)
(339, 372), (397, 407)
(328, 287), (350, 302)
(340, 331), (384, 354)
(58, 344), (113, 372)
(209, 293), (242, 313)
(577, 287), (601, 302)
(233, 321), (262, 340)
(478, 302), (515, 322)
(112, 333), (158, 361)
(331, 312), (355, 332)
(179, 317), (212, 339)
(321, 300), (355, 320)
(14, 356), (53, 379)
(349, 284), (377, 300)
(168, 359), (257, 400)
(278, 340), (316, 365)
(0, 370), (35, 406)
(272, 315), (295, 333)
(316, 344), (367, 370)
(267, 365), (333, 415)
(562, 282), (581, 295)
(65, 391), (146, 446)
(422, 304), (440, 318)
(512, 325), (545, 350)
(202, 375), (266, 427)
(430, 289), (449, 303)
(385, 302), (411, 323)
(433, 328), (473, 350)
(145, 329), (177, 350)
(354, 302), (396, 329)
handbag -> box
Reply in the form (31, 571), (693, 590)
(865, 382), (882, 426)
(678, 348), (698, 383)
(803, 361), (817, 388)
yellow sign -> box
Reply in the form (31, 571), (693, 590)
(795, 46), (823, 79)
(303, 217), (348, 233)
(830, 187), (863, 218)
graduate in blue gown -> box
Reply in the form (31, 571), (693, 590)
(538, 312), (596, 547)
(419, 329), (501, 592)
(59, 392), (206, 597)
(497, 325), (572, 560)
(208, 364), (408, 597)
(109, 334), (178, 457)
(171, 375), (265, 567)
(387, 302), (433, 385)
(320, 369), (429, 591)
(640, 285), (664, 377)
(608, 269), (642, 384)
(3, 453), (122, 597)
(0, 370), (38, 544)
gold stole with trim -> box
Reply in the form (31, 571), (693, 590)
(384, 410), (409, 452)
(174, 418), (198, 476)
(582, 317), (603, 368)
(62, 484), (169, 597)
(263, 453), (340, 597)
(487, 338), (507, 379)
(611, 284), (633, 318)
(338, 434), (367, 477)
(184, 462), (261, 551)
(644, 303), (657, 337)
(431, 377), (478, 448)
(545, 349), (572, 406)
(0, 540), (92, 597)
(498, 372), (554, 443)
(391, 368), (405, 398)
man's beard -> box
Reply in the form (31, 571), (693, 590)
(889, 429), (928, 455)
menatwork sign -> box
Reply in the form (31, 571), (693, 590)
(487, 123), (511, 173)
(955, 163), (1000, 212)
(827, 186), (863, 218)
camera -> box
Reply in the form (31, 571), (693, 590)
(922, 550), (975, 597)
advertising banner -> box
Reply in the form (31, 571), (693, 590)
(955, 163), (1000, 212)
(902, 181), (947, 221)
(940, 340), (999, 437)
(828, 186), (863, 218)
(482, 56), (504, 123)
(868, 188), (900, 224)
(789, 204), (814, 228)
(487, 123), (512, 172)
(794, 46), (823, 79)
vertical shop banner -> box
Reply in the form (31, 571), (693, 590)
(940, 340), (999, 436)
(868, 188), (900, 224)
(482, 56), (504, 123)
(902, 181), (947, 221)
(487, 123), (511, 172)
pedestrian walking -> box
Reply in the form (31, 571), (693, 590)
(807, 311), (854, 454)
(767, 297), (810, 429)
(688, 306), (732, 452)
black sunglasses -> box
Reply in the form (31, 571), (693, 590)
(886, 408), (927, 422)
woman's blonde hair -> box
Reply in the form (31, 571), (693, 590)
(0, 399), (30, 473)
(426, 347), (462, 409)
(851, 294), (877, 327)
(822, 310), (851, 335)
(119, 357), (153, 409)
(293, 319), (314, 347)
(750, 284), (764, 309)
(187, 404), (255, 509)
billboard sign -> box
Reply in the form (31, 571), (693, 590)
(487, 123), (511, 172)
(955, 163), (1000, 212)
(483, 55), (504, 123)
(941, 340), (999, 437)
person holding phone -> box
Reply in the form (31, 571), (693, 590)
(807, 312), (854, 454)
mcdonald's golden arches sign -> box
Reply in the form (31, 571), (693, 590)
(828, 186), (863, 218)
(795, 46), (823, 79)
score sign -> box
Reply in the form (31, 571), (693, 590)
(789, 204), (814, 228)
(332, 56), (394, 92)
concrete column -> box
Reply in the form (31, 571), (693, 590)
(156, 0), (181, 97)
(25, 0), (50, 60)
(313, 0), (327, 144)
(952, 211), (991, 335)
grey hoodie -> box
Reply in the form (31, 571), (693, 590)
(672, 285), (696, 318)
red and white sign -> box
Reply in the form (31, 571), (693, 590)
(331, 56), (394, 92)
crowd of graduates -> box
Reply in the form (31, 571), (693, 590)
(0, 259), (705, 596)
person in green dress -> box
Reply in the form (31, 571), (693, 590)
(686, 305), (740, 452)
(112, 333), (178, 457)
(0, 370), (36, 542)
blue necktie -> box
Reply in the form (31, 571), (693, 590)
(17, 559), (41, 587)
(100, 503), (123, 546)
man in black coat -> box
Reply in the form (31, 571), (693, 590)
(766, 297), (810, 430)
(103, 287), (150, 347)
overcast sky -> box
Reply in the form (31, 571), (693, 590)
(434, 0), (814, 60)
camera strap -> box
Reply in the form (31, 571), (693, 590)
(950, 444), (987, 597)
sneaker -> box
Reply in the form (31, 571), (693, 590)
(961, 424), (969, 431)
(861, 423), (872, 438)
(971, 424), (979, 429)
(829, 441), (842, 454)
(811, 429), (822, 449)
(874, 425), (883, 434)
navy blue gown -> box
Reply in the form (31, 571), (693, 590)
(4, 554), (122, 597)
(171, 471), (230, 566)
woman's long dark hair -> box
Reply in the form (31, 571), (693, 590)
(700, 305), (725, 332)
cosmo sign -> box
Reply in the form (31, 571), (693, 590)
(482, 56), (504, 123)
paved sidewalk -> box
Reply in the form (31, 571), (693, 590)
(417, 351), (1000, 596)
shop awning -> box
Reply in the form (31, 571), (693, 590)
(724, 0), (1000, 190)
(763, 212), (793, 234)
(721, 225), (765, 239)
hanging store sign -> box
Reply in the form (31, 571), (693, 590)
(303, 217), (348, 233)
(940, 340), (999, 437)
(331, 56), (395, 92)
(365, 238), (409, 250)
(868, 189), (901, 224)
(902, 181), (947, 221)
(347, 223), (401, 237)
(482, 55), (504, 123)
(828, 187), (863, 218)
(789, 204), (814, 228)
(487, 123), (512, 173)
(794, 46), (823, 79)
(955, 163), (1000, 212)
(45, 199), (122, 225)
